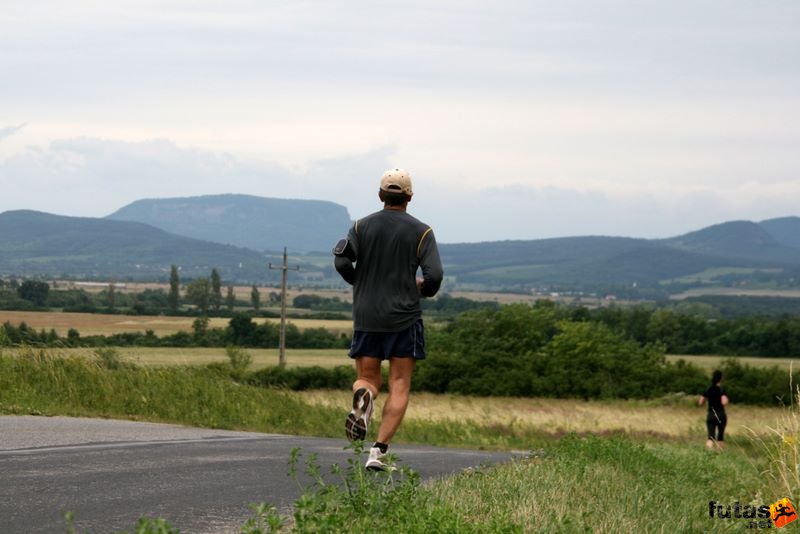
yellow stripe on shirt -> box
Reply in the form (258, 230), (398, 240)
(417, 228), (433, 257)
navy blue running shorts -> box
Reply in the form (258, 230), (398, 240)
(348, 319), (425, 360)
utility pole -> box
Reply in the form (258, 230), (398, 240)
(268, 247), (299, 367)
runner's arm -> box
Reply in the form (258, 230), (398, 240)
(335, 256), (356, 285)
(333, 226), (358, 285)
(417, 229), (443, 297)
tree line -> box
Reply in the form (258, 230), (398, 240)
(0, 268), (282, 316)
(248, 303), (794, 406)
(581, 305), (800, 357)
(1, 301), (794, 405)
(0, 313), (350, 350)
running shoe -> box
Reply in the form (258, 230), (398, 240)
(345, 387), (373, 441)
(365, 446), (396, 472)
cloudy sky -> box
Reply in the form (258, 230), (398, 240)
(1, 1), (798, 243)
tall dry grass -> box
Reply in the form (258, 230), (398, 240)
(297, 390), (786, 443)
(747, 383), (800, 497)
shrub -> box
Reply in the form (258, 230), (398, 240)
(226, 345), (253, 378)
(249, 365), (356, 391)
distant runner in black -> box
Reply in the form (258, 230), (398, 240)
(698, 369), (729, 451)
(333, 168), (443, 471)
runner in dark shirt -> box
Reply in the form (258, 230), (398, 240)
(699, 369), (729, 451)
(333, 168), (443, 471)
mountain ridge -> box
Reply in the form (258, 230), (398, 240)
(0, 209), (277, 281)
(2, 204), (800, 294)
(107, 194), (352, 253)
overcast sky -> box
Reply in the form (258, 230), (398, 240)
(1, 1), (798, 244)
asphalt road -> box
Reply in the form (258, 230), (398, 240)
(0, 416), (520, 533)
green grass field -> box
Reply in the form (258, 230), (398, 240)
(7, 346), (793, 373)
(1, 348), (796, 532)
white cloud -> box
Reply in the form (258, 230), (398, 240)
(0, 124), (26, 140)
(0, 1), (798, 243)
(0, 136), (394, 221)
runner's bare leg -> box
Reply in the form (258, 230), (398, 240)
(354, 356), (381, 398)
(377, 357), (415, 444)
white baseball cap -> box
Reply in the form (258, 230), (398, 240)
(379, 168), (413, 197)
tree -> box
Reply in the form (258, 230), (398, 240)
(168, 265), (180, 312)
(251, 284), (261, 311)
(18, 280), (50, 306)
(210, 268), (222, 313)
(186, 278), (211, 314)
(105, 282), (116, 309)
(192, 316), (209, 340)
(228, 313), (257, 345)
(225, 285), (236, 312)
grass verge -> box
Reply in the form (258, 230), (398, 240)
(0, 347), (341, 436)
(1, 348), (790, 532)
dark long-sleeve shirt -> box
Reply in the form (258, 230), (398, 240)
(334, 208), (443, 332)
(703, 385), (727, 418)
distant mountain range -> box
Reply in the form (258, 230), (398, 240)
(2, 196), (800, 295)
(0, 210), (287, 281)
(107, 194), (352, 253)
(439, 218), (800, 293)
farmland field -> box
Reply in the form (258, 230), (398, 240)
(0, 310), (353, 336)
(666, 354), (799, 371)
(1, 346), (345, 369)
(670, 287), (800, 300)
(55, 280), (355, 303)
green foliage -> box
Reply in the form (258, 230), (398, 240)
(94, 347), (128, 370)
(240, 503), (285, 534)
(249, 365), (356, 391)
(0, 321), (59, 346)
(251, 285), (261, 311)
(123, 517), (180, 534)
(17, 280), (50, 306)
(226, 345), (253, 379)
(537, 321), (665, 399)
(186, 277), (211, 314)
(293, 294), (351, 312)
(168, 265), (180, 312)
(422, 293), (500, 317)
(419, 304), (672, 399)
(585, 304), (800, 357)
(0, 350), (342, 434)
(210, 268), (222, 312)
(225, 285), (236, 312)
(719, 358), (795, 405)
(415, 305), (687, 401)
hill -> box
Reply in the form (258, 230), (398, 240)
(660, 220), (800, 263)
(439, 236), (744, 291)
(107, 195), (352, 253)
(439, 219), (800, 294)
(0, 210), (279, 281)
(759, 216), (800, 249)
(3, 207), (800, 295)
